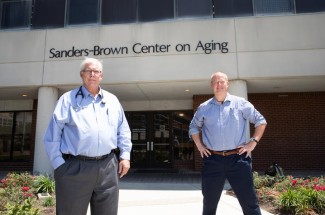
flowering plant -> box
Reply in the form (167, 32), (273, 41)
(0, 172), (36, 204)
(253, 172), (325, 215)
(0, 172), (56, 214)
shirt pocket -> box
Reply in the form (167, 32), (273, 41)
(106, 107), (119, 127)
(229, 107), (239, 121)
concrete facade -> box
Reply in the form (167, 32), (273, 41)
(1, 12), (325, 174)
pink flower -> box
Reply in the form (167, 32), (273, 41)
(21, 186), (30, 192)
(0, 179), (7, 188)
(292, 179), (297, 186)
(314, 184), (325, 191)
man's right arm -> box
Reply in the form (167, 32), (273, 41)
(43, 96), (68, 170)
(189, 107), (211, 158)
(191, 133), (211, 158)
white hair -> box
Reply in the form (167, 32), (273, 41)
(80, 57), (103, 73)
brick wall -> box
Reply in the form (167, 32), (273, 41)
(193, 92), (325, 172)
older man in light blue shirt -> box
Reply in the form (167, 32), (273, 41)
(189, 71), (266, 215)
(44, 57), (132, 215)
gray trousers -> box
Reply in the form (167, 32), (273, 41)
(54, 152), (119, 215)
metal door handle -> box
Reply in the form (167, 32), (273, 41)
(151, 142), (153, 151)
(147, 142), (149, 151)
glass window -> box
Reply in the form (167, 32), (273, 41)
(13, 112), (32, 161)
(102, 0), (137, 24)
(0, 112), (13, 161)
(67, 0), (99, 25)
(138, 0), (174, 22)
(172, 111), (193, 161)
(31, 0), (65, 29)
(1, 0), (31, 29)
(213, 0), (253, 18)
(296, 0), (325, 13)
(0, 112), (32, 162)
(176, 0), (213, 18)
(254, 0), (294, 15)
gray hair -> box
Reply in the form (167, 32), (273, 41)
(80, 57), (103, 73)
(210, 71), (228, 82)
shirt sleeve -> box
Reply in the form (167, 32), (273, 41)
(241, 99), (267, 127)
(189, 105), (204, 136)
(116, 103), (132, 160)
(43, 94), (69, 170)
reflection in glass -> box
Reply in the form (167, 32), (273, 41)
(0, 112), (32, 161)
(177, 0), (212, 18)
(130, 113), (147, 165)
(172, 111), (194, 161)
(254, 0), (293, 15)
(67, 0), (99, 25)
(153, 113), (170, 164)
(0, 113), (13, 161)
(14, 112), (32, 161)
(1, 0), (31, 29)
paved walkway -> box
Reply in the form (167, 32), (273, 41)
(98, 171), (274, 215)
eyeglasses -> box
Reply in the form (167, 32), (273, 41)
(83, 69), (102, 75)
(212, 81), (226, 85)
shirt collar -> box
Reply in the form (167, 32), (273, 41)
(81, 85), (103, 99)
(210, 93), (231, 104)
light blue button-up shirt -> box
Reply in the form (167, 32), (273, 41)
(189, 93), (267, 151)
(44, 86), (132, 170)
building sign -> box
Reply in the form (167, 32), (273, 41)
(49, 40), (229, 59)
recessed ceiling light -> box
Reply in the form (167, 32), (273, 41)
(179, 113), (184, 116)
(185, 89), (190, 92)
(22, 94), (28, 97)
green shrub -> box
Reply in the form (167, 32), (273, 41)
(253, 172), (325, 214)
(277, 187), (325, 214)
(0, 172), (56, 214)
(5, 199), (40, 215)
(33, 175), (55, 194)
(43, 197), (56, 207)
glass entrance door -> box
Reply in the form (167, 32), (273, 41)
(126, 112), (172, 168)
(151, 113), (171, 167)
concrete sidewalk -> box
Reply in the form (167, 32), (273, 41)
(116, 179), (274, 215)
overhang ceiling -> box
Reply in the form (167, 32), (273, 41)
(0, 76), (324, 101)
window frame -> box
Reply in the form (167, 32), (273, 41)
(253, 0), (295, 16)
(0, 0), (32, 29)
(66, 0), (101, 26)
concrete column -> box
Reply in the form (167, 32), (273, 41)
(33, 87), (58, 176)
(228, 80), (250, 140)
(228, 79), (248, 100)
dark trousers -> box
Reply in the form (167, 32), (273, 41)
(201, 154), (261, 215)
(54, 152), (119, 215)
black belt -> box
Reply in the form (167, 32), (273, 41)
(62, 153), (109, 161)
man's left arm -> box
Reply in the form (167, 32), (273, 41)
(238, 99), (267, 157)
(238, 123), (266, 157)
(117, 104), (132, 178)
(119, 159), (130, 178)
